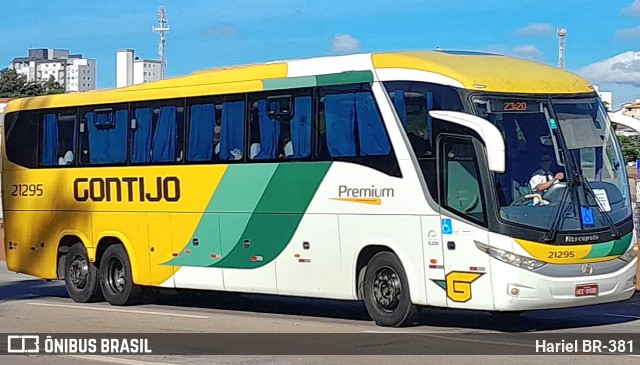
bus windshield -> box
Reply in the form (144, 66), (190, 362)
(474, 95), (631, 232)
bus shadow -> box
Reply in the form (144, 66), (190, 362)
(1, 276), (637, 332)
(148, 288), (640, 332)
(0, 279), (68, 302)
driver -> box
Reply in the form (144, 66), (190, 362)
(529, 154), (564, 193)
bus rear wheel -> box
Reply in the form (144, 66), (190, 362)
(363, 252), (419, 327)
(64, 243), (103, 303)
(99, 245), (142, 306)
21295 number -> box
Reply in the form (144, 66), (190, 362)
(11, 184), (44, 197)
(548, 250), (576, 259)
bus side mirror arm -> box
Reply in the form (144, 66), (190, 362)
(428, 110), (506, 173)
(608, 112), (640, 134)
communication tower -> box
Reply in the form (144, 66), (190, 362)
(152, 6), (170, 79)
(557, 28), (567, 69)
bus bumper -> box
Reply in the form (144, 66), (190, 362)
(491, 258), (637, 311)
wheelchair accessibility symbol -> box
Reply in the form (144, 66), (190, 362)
(442, 219), (452, 234)
(581, 208), (594, 226)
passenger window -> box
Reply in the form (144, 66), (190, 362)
(218, 100), (245, 161)
(319, 88), (390, 158)
(439, 136), (486, 225)
(41, 109), (77, 166)
(5, 111), (38, 167)
(384, 82), (464, 158)
(186, 102), (217, 162)
(249, 95), (312, 160)
(131, 103), (184, 164)
(79, 106), (128, 165)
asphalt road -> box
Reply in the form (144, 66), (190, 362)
(1, 262), (639, 365)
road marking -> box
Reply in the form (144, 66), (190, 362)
(603, 313), (640, 319)
(26, 302), (211, 319)
(63, 354), (176, 365)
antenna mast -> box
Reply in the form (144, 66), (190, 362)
(152, 6), (170, 79)
(557, 28), (567, 68)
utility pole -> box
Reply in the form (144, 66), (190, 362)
(557, 28), (567, 69)
(152, 6), (170, 79)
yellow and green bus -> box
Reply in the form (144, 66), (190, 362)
(2, 50), (638, 327)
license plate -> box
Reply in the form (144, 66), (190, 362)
(575, 284), (599, 297)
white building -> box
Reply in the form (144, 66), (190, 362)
(116, 49), (162, 88)
(594, 85), (613, 110)
(9, 49), (96, 92)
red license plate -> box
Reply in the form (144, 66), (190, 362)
(575, 284), (599, 297)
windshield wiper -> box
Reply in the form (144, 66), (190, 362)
(543, 176), (574, 242)
(580, 176), (620, 239)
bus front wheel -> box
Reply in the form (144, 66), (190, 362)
(363, 252), (419, 327)
(99, 245), (142, 306)
(64, 243), (103, 303)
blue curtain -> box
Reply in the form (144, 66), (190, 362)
(425, 91), (434, 144)
(595, 147), (603, 181)
(290, 96), (312, 158)
(132, 107), (153, 163)
(88, 110), (127, 164)
(356, 92), (391, 156)
(152, 106), (177, 162)
(393, 90), (407, 128)
(255, 99), (280, 159)
(188, 103), (215, 161)
(87, 112), (107, 164)
(42, 113), (58, 166)
(112, 110), (128, 163)
(325, 93), (356, 157)
(220, 101), (245, 161)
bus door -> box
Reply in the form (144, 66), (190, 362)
(436, 134), (494, 310)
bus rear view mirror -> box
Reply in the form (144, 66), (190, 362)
(429, 110), (506, 173)
(540, 135), (553, 146)
(266, 95), (293, 118)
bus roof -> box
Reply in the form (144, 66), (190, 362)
(5, 50), (594, 113)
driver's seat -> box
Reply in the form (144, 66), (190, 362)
(512, 179), (533, 202)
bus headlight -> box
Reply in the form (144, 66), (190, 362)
(475, 242), (546, 270)
(619, 244), (639, 263)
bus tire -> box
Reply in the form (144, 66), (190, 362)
(64, 243), (103, 303)
(99, 245), (142, 306)
(363, 251), (419, 327)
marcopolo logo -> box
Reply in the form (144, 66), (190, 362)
(331, 185), (395, 206)
(6, 335), (152, 354)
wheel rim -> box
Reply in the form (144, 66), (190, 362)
(105, 257), (126, 293)
(69, 255), (89, 290)
(372, 266), (402, 312)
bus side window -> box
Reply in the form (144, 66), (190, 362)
(80, 107), (128, 166)
(249, 95), (312, 160)
(219, 100), (245, 161)
(187, 102), (216, 162)
(41, 109), (76, 167)
(322, 90), (390, 158)
(131, 103), (184, 164)
(5, 111), (38, 167)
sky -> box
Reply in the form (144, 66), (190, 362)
(3, 0), (640, 107)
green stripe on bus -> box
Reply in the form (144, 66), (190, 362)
(585, 241), (614, 259)
(608, 232), (633, 256)
(315, 71), (374, 86)
(262, 76), (317, 91)
(209, 164), (278, 212)
(210, 162), (331, 269)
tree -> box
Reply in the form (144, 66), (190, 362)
(602, 100), (611, 111)
(618, 135), (640, 163)
(0, 68), (65, 98)
(42, 75), (65, 95)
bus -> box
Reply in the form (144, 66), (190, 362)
(2, 50), (638, 327)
